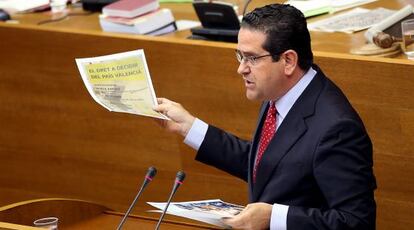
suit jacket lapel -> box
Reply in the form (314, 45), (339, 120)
(252, 113), (308, 201)
(251, 67), (326, 202)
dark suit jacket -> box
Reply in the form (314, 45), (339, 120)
(195, 65), (377, 230)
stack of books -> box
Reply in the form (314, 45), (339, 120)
(99, 0), (176, 35)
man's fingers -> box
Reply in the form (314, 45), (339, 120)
(157, 97), (176, 105)
(154, 97), (194, 136)
(221, 212), (246, 229)
(157, 97), (167, 104)
(153, 104), (164, 113)
(153, 103), (171, 115)
(155, 98), (177, 115)
(243, 204), (252, 210)
(221, 216), (238, 227)
(221, 204), (259, 229)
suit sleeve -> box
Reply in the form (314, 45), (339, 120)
(195, 125), (251, 182)
(287, 119), (376, 230)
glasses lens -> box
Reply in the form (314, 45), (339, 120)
(248, 57), (256, 65)
(235, 51), (243, 63)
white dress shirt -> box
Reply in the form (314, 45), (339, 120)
(183, 67), (317, 230)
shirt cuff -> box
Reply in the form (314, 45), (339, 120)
(270, 203), (289, 230)
(183, 118), (208, 151)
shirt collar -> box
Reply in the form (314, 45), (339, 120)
(274, 67), (317, 120)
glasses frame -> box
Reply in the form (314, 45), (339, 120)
(235, 49), (275, 66)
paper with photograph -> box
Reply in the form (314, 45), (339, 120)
(147, 199), (244, 228)
(75, 49), (168, 119)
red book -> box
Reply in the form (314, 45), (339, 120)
(102, 0), (160, 18)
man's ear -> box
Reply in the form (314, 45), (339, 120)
(281, 50), (298, 75)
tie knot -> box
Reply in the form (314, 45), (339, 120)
(267, 101), (276, 118)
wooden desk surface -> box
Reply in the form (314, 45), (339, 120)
(0, 198), (220, 229)
(68, 212), (220, 230)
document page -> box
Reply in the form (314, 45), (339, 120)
(148, 199), (244, 228)
(75, 50), (167, 119)
(308, 7), (395, 33)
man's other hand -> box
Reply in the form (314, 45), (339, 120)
(222, 203), (272, 230)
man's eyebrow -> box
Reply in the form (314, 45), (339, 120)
(237, 50), (259, 56)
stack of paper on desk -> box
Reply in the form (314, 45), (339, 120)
(308, 7), (395, 33)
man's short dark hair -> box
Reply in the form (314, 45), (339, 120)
(241, 4), (313, 70)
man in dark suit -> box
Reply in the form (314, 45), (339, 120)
(154, 4), (376, 230)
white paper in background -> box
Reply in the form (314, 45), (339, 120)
(0, 0), (49, 13)
(285, 0), (332, 14)
(331, 0), (378, 12)
(284, 0), (378, 15)
(175, 20), (201, 31)
(308, 7), (395, 33)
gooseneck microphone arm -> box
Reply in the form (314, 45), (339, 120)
(155, 171), (186, 230)
(242, 0), (252, 16)
(116, 166), (157, 230)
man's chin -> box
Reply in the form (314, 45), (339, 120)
(245, 92), (261, 101)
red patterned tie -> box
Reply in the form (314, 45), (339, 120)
(253, 102), (277, 183)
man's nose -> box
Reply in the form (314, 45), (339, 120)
(237, 61), (250, 75)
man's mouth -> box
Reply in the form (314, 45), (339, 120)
(244, 78), (254, 85)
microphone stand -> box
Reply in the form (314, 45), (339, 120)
(154, 171), (186, 230)
(117, 167), (157, 230)
(242, 0), (252, 16)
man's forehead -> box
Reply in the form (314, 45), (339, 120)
(237, 28), (267, 54)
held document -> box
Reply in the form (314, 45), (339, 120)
(148, 199), (244, 228)
(75, 50), (167, 119)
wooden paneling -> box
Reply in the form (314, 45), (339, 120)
(0, 2), (414, 228)
(0, 24), (251, 213)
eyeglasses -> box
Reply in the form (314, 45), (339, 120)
(235, 49), (274, 66)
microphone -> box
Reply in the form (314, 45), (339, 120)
(116, 166), (157, 230)
(155, 171), (186, 230)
